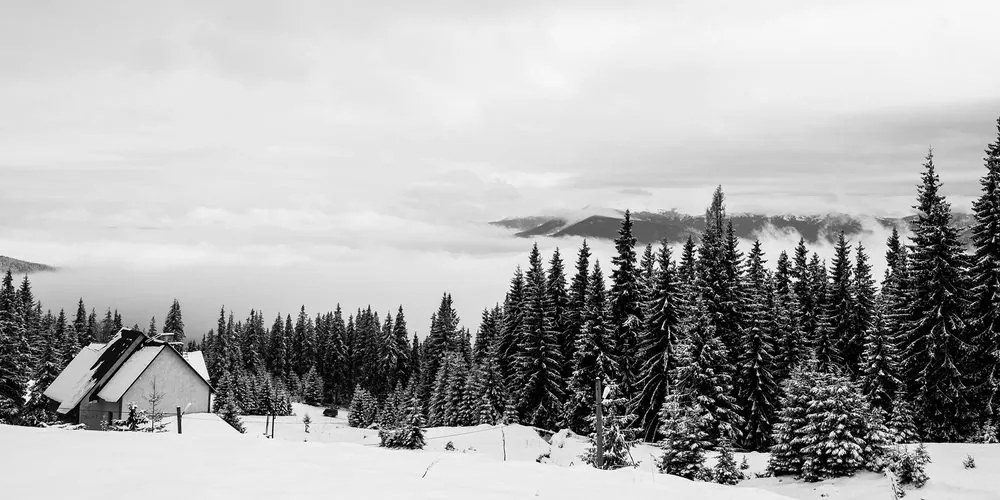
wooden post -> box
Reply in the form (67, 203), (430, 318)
(264, 414), (270, 438)
(594, 377), (604, 469)
(500, 426), (507, 462)
(107, 411), (113, 428)
(176, 406), (182, 434)
(271, 413), (276, 439)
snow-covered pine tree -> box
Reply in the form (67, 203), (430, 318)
(713, 438), (742, 485)
(658, 393), (711, 480)
(515, 243), (564, 429)
(547, 248), (572, 398)
(820, 233), (853, 373)
(163, 299), (184, 342)
(610, 210), (643, 404)
(860, 299), (900, 413)
(443, 352), (469, 426)
(769, 365), (889, 481)
(632, 242), (682, 442)
(565, 261), (617, 434)
(902, 149), (975, 441)
(886, 389), (920, 444)
(696, 188), (744, 372)
(498, 268), (526, 387)
(565, 240), (591, 387)
(736, 240), (779, 451)
(0, 270), (30, 424)
(677, 235), (698, 318)
(773, 251), (806, 382)
(301, 367), (323, 406)
(792, 240), (820, 352)
(583, 381), (634, 469)
(673, 295), (741, 443)
(73, 299), (89, 348)
(968, 117), (1000, 426)
(768, 365), (815, 476)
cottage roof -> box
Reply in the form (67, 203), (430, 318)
(43, 329), (212, 414)
(96, 345), (165, 402)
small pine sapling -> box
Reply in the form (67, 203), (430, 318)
(963, 454), (976, 469)
(713, 438), (743, 485)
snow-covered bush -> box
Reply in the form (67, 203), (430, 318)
(887, 444), (930, 489)
(974, 422), (998, 444)
(379, 397), (425, 450)
(105, 402), (166, 433)
(963, 454), (976, 469)
(348, 385), (379, 428)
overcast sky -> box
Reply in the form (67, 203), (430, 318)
(3, 0), (1000, 333)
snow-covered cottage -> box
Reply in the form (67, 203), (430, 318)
(44, 328), (213, 430)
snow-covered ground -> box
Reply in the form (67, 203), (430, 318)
(0, 422), (790, 500)
(741, 443), (1000, 500)
(3, 405), (998, 500)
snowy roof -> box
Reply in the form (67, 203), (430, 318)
(44, 329), (212, 414)
(44, 330), (147, 413)
(182, 351), (210, 383)
(96, 345), (165, 402)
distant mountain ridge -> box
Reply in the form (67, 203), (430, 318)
(491, 210), (976, 245)
(0, 256), (56, 274)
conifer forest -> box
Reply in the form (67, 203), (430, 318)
(3, 118), (1000, 485)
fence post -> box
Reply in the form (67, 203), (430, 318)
(107, 411), (113, 428)
(595, 377), (604, 469)
(176, 406), (182, 434)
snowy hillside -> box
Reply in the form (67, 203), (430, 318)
(0, 423), (790, 500)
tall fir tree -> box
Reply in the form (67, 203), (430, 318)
(515, 243), (564, 428)
(736, 240), (779, 451)
(674, 295), (741, 442)
(609, 210), (643, 402)
(902, 149), (975, 441)
(823, 233), (853, 372)
(851, 242), (877, 376)
(968, 117), (1000, 424)
(0, 270), (30, 423)
(632, 242), (682, 442)
(565, 261), (616, 433)
(163, 299), (184, 342)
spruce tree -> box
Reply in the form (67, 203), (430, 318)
(823, 233), (853, 372)
(902, 149), (974, 441)
(515, 243), (564, 428)
(852, 243), (877, 375)
(565, 261), (616, 433)
(0, 270), (30, 423)
(696, 188), (743, 365)
(499, 267), (525, 386)
(73, 298), (89, 347)
(163, 299), (184, 342)
(633, 242), (682, 442)
(547, 248), (571, 390)
(610, 210), (643, 402)
(674, 296), (741, 442)
(860, 300), (900, 413)
(968, 117), (1000, 424)
(658, 393), (711, 480)
(565, 241), (591, 388)
(736, 240), (779, 451)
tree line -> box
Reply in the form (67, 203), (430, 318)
(2, 117), (999, 481)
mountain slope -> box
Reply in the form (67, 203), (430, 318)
(491, 211), (974, 245)
(0, 256), (55, 274)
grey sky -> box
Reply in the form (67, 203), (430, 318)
(2, 0), (1000, 332)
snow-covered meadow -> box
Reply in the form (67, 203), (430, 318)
(4, 404), (998, 500)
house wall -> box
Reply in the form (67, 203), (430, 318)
(120, 349), (211, 419)
(77, 398), (120, 430)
